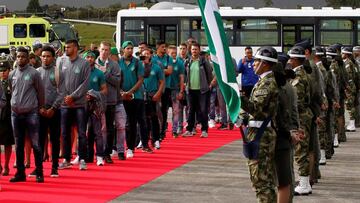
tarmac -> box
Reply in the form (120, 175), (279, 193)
(113, 127), (360, 203)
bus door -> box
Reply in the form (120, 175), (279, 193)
(282, 24), (314, 53)
(148, 24), (177, 47)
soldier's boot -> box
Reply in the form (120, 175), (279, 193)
(333, 134), (339, 148)
(346, 120), (356, 132)
(319, 150), (326, 165)
(294, 176), (312, 195)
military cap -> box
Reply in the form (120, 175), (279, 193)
(330, 43), (343, 52)
(121, 41), (134, 49)
(313, 46), (326, 56)
(288, 46), (306, 59)
(33, 43), (43, 51)
(326, 46), (338, 56)
(277, 53), (289, 68)
(353, 46), (360, 52)
(0, 59), (11, 71)
(254, 46), (278, 63)
(341, 46), (353, 54)
(9, 46), (16, 51)
(295, 38), (312, 50)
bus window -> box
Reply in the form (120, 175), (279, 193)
(30, 24), (46, 38)
(123, 19), (144, 45)
(165, 25), (177, 45)
(14, 24), (27, 38)
(180, 19), (190, 43)
(191, 19), (207, 45)
(236, 19), (278, 46)
(320, 19), (353, 45)
(223, 19), (234, 46)
(149, 26), (160, 46)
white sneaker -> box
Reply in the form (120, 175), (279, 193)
(154, 141), (160, 149)
(126, 149), (134, 158)
(208, 119), (216, 128)
(333, 134), (339, 147)
(200, 131), (208, 138)
(111, 149), (117, 157)
(294, 176), (312, 195)
(79, 159), (87, 170)
(96, 156), (104, 166)
(319, 149), (326, 165)
(70, 156), (79, 165)
(136, 141), (143, 149)
(346, 120), (356, 132)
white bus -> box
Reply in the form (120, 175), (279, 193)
(116, 2), (360, 60)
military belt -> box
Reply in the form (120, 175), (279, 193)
(248, 120), (271, 128)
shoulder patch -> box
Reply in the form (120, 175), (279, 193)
(254, 89), (269, 97)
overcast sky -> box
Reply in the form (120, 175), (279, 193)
(1, 0), (328, 11)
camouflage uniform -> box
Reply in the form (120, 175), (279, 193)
(325, 63), (338, 158)
(290, 65), (313, 177)
(332, 59), (348, 142)
(241, 71), (279, 203)
(317, 62), (329, 152)
(5, 54), (16, 69)
(355, 57), (360, 126)
(344, 58), (357, 120)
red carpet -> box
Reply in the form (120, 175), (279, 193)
(0, 126), (241, 203)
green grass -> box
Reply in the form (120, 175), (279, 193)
(73, 23), (116, 49)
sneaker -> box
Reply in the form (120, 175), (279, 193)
(111, 149), (117, 157)
(118, 153), (126, 160)
(36, 175), (44, 183)
(70, 156), (79, 165)
(154, 141), (160, 149)
(79, 159), (87, 170)
(50, 168), (59, 178)
(104, 156), (113, 164)
(142, 147), (153, 153)
(58, 160), (72, 170)
(208, 119), (216, 128)
(28, 169), (37, 178)
(200, 131), (208, 138)
(96, 156), (104, 166)
(172, 132), (179, 138)
(182, 131), (194, 137)
(136, 141), (143, 149)
(126, 149), (134, 158)
(217, 123), (227, 130)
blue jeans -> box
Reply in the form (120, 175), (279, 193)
(115, 103), (126, 153)
(171, 90), (180, 133)
(61, 107), (87, 161)
(11, 111), (43, 175)
(209, 87), (218, 120)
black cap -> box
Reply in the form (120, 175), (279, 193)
(277, 52), (289, 68)
(33, 43), (43, 51)
(288, 46), (306, 59)
(313, 46), (326, 56)
(0, 58), (11, 71)
(341, 46), (353, 54)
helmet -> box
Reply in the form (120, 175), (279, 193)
(254, 46), (278, 63)
(341, 46), (353, 55)
(295, 38), (312, 51)
(326, 46), (338, 56)
(353, 46), (360, 53)
(277, 52), (289, 68)
(288, 46), (306, 59)
(331, 43), (343, 52)
(313, 46), (326, 56)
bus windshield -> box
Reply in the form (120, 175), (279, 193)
(52, 23), (77, 41)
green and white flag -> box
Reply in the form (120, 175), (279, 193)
(198, 0), (241, 123)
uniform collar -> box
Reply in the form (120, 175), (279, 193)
(293, 65), (303, 72)
(259, 70), (272, 79)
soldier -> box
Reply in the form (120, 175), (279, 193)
(353, 46), (360, 127)
(331, 44), (348, 143)
(241, 46), (279, 202)
(6, 46), (16, 68)
(288, 46), (313, 195)
(342, 47), (357, 132)
(312, 47), (329, 165)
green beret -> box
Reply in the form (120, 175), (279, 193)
(121, 41), (134, 49)
(0, 59), (11, 71)
(111, 47), (119, 55)
(83, 51), (96, 59)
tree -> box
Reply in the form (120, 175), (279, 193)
(27, 0), (43, 13)
(326, 0), (360, 8)
(263, 0), (273, 7)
